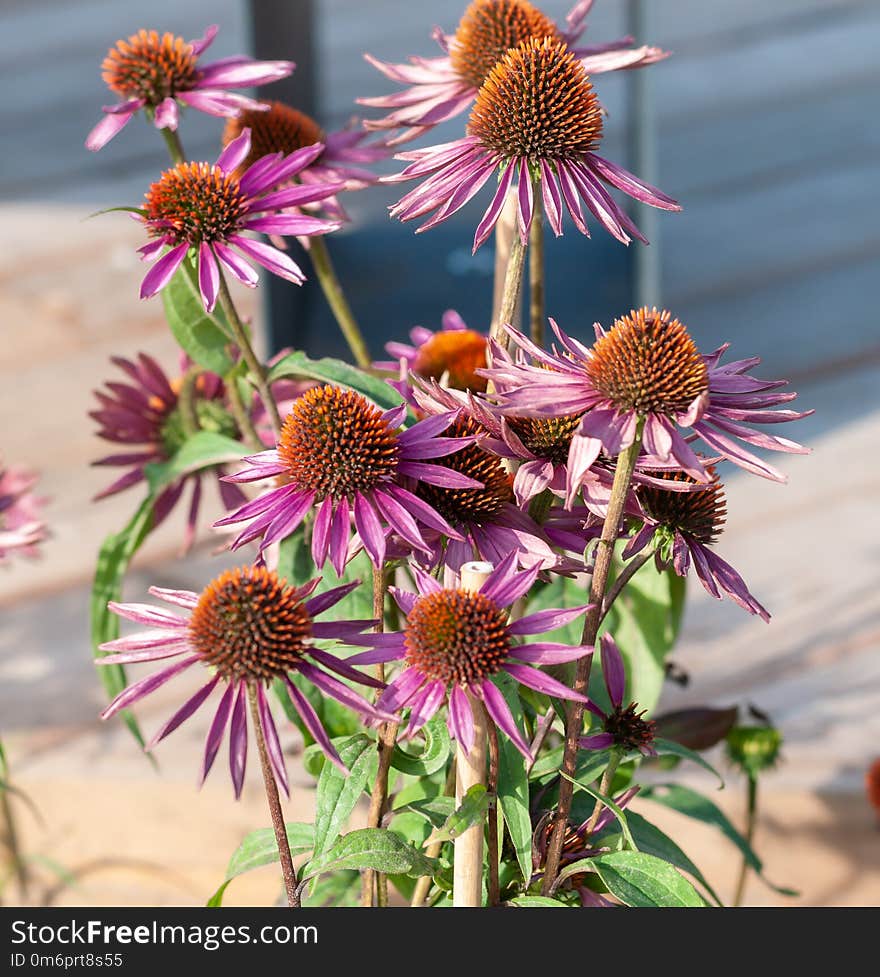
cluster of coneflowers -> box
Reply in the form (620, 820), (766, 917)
(84, 3), (808, 909)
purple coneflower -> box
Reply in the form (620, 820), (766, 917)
(86, 25), (293, 151)
(628, 466), (769, 621)
(98, 565), (389, 793)
(222, 102), (391, 223)
(347, 553), (594, 760)
(361, 0), (666, 143)
(579, 634), (656, 756)
(0, 462), (47, 561)
(90, 352), (247, 549)
(216, 384), (481, 572)
(375, 310), (489, 400)
(385, 36), (679, 250)
(136, 128), (342, 312)
(494, 309), (810, 486)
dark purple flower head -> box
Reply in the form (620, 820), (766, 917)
(384, 37), (679, 251)
(627, 466), (769, 621)
(86, 25), (294, 151)
(136, 129), (342, 313)
(216, 384), (482, 572)
(347, 551), (594, 760)
(579, 634), (656, 756)
(361, 0), (667, 144)
(0, 461), (47, 561)
(493, 309), (811, 487)
(97, 564), (392, 794)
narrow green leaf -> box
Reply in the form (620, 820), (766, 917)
(403, 795), (456, 830)
(91, 497), (155, 750)
(589, 850), (706, 907)
(302, 828), (438, 882)
(207, 822), (315, 906)
(313, 734), (378, 857)
(653, 737), (725, 788)
(426, 785), (488, 844)
(507, 895), (568, 907)
(391, 713), (451, 776)
(162, 258), (234, 375)
(301, 869), (360, 907)
(494, 675), (533, 883)
(144, 431), (246, 495)
(267, 351), (406, 416)
(559, 771), (637, 852)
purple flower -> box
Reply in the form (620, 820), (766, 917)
(97, 565), (391, 794)
(0, 461), (47, 561)
(579, 634), (657, 756)
(627, 465), (770, 621)
(361, 0), (667, 144)
(347, 551), (594, 760)
(89, 352), (248, 551)
(216, 384), (481, 572)
(494, 309), (811, 487)
(86, 25), (293, 151)
(135, 128), (343, 312)
(385, 37), (679, 251)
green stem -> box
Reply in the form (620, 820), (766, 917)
(541, 420), (645, 895)
(733, 775), (758, 907)
(216, 271), (283, 437)
(0, 786), (29, 901)
(491, 230), (527, 354)
(177, 365), (202, 438)
(599, 551), (653, 624)
(308, 237), (371, 368)
(528, 195), (545, 346)
(159, 126), (186, 165)
(246, 683), (299, 908)
(583, 749), (623, 838)
(224, 367), (263, 451)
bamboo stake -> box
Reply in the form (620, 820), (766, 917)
(452, 560), (493, 908)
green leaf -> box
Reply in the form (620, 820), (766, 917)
(559, 771), (637, 852)
(277, 527), (319, 589)
(301, 869), (360, 907)
(599, 556), (686, 714)
(91, 497), (155, 751)
(144, 431), (246, 495)
(652, 737), (724, 788)
(589, 850), (706, 907)
(426, 785), (489, 844)
(403, 795), (456, 830)
(301, 828), (438, 882)
(604, 811), (723, 906)
(267, 351), (407, 416)
(313, 734), (378, 857)
(494, 674), (533, 883)
(507, 895), (568, 908)
(207, 822), (314, 906)
(162, 258), (234, 375)
(391, 713), (451, 776)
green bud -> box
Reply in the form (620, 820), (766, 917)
(725, 725), (782, 777)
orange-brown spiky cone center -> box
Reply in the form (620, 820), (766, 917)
(144, 162), (247, 245)
(277, 384), (400, 501)
(102, 29), (197, 104)
(508, 412), (584, 464)
(405, 589), (510, 684)
(587, 307), (709, 416)
(638, 466), (727, 544)
(468, 37), (603, 160)
(605, 702), (656, 751)
(223, 102), (325, 176)
(412, 330), (489, 392)
(451, 0), (558, 89)
(188, 566), (312, 680)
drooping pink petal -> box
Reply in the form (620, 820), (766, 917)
(256, 683), (289, 796)
(198, 242), (220, 312)
(477, 680), (532, 761)
(228, 682), (249, 799)
(148, 676), (220, 749)
(139, 243), (189, 300)
(153, 97), (179, 131)
(503, 663), (589, 702)
(283, 677), (346, 773)
(216, 127), (252, 174)
(100, 655), (199, 720)
(447, 684), (475, 754)
(599, 634), (626, 708)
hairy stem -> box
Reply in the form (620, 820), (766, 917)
(491, 232), (527, 355)
(216, 271), (283, 437)
(541, 423), (644, 894)
(733, 774), (758, 907)
(308, 236), (371, 368)
(528, 196), (545, 345)
(247, 683), (299, 908)
(361, 564), (397, 908)
(491, 193), (519, 327)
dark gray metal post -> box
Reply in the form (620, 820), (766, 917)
(249, 0), (318, 355)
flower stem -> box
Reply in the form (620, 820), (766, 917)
(528, 195), (545, 346)
(541, 421), (645, 894)
(599, 551), (653, 624)
(491, 193), (519, 327)
(410, 762), (457, 908)
(733, 774), (758, 907)
(0, 781), (30, 900)
(361, 563), (397, 908)
(308, 236), (371, 368)
(583, 748), (623, 839)
(246, 682), (299, 908)
(159, 126), (186, 165)
(224, 367), (263, 451)
(216, 271), (283, 437)
(491, 231), (527, 354)
(486, 715), (501, 907)
(177, 365), (202, 438)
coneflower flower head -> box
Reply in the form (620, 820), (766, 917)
(98, 565), (390, 794)
(0, 462), (47, 561)
(386, 37), (679, 251)
(86, 25), (294, 151)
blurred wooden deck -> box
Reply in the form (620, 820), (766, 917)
(0, 0), (878, 907)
